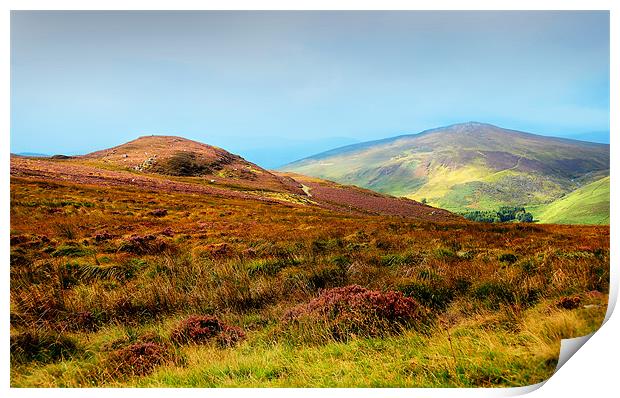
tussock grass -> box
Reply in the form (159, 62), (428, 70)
(10, 177), (609, 387)
(10, 298), (605, 387)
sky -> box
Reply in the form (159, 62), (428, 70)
(11, 11), (610, 168)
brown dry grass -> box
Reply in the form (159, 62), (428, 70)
(9, 163), (609, 387)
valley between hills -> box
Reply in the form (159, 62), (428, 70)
(282, 122), (610, 225)
(10, 129), (609, 387)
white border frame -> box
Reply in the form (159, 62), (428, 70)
(2, 2), (616, 398)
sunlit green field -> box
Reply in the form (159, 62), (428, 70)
(530, 177), (610, 225)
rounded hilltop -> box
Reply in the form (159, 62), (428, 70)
(83, 134), (256, 176)
(80, 134), (298, 192)
(83, 135), (240, 172)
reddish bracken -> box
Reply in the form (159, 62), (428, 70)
(557, 295), (581, 310)
(217, 325), (247, 348)
(160, 227), (174, 237)
(149, 208), (168, 217)
(204, 243), (231, 258)
(10, 235), (31, 245)
(284, 285), (429, 340)
(94, 232), (114, 242)
(120, 234), (168, 254)
(107, 342), (170, 376)
(284, 176), (457, 220)
(171, 315), (245, 347)
(73, 311), (98, 331)
(241, 248), (257, 258)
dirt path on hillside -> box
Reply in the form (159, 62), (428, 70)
(301, 184), (312, 197)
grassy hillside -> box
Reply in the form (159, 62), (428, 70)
(281, 122), (609, 217)
(531, 176), (610, 225)
(83, 135), (296, 193)
(10, 138), (609, 387)
(10, 176), (609, 387)
(11, 155), (457, 222)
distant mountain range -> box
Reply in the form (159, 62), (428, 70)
(281, 122), (610, 224)
(12, 123), (610, 225)
(15, 152), (50, 157)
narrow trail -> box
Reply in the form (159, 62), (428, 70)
(301, 184), (312, 197)
(509, 156), (524, 171)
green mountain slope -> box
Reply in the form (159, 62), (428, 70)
(281, 122), (609, 220)
(530, 176), (609, 225)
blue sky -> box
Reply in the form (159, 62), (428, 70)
(11, 11), (610, 168)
